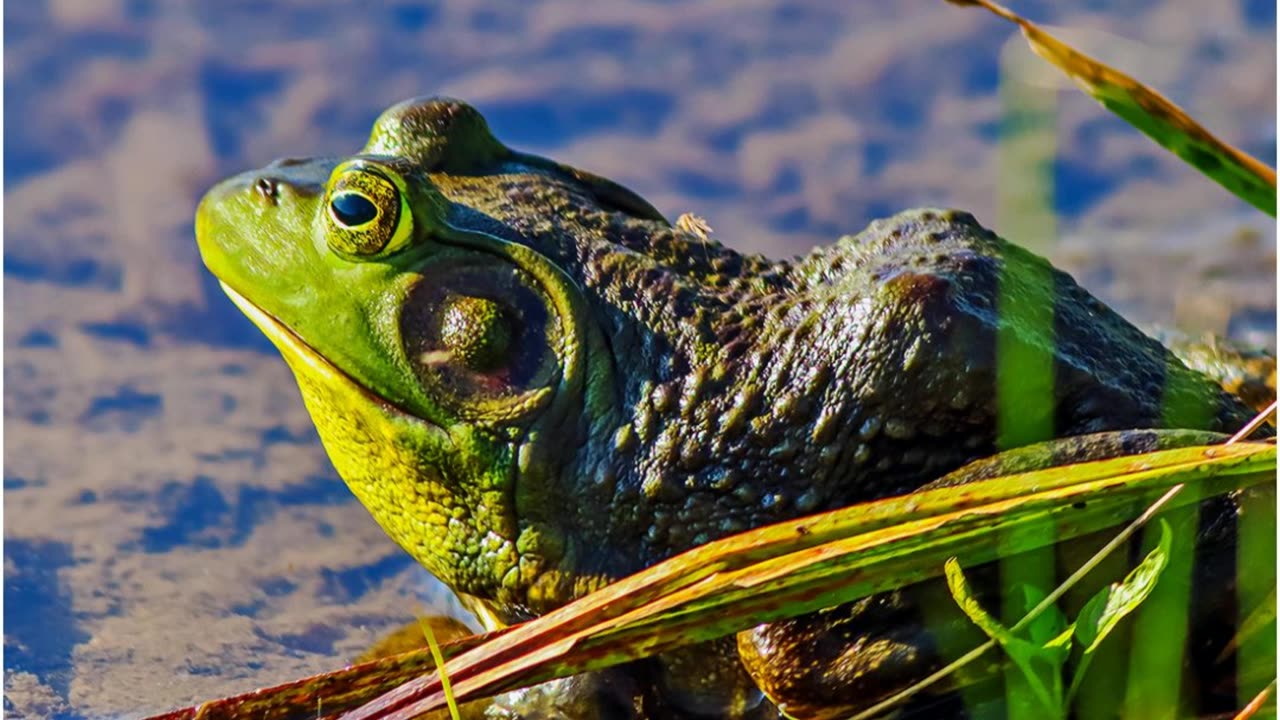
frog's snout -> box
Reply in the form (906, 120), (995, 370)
(252, 157), (324, 204)
(203, 158), (335, 211)
(194, 159), (333, 296)
(257, 163), (328, 202)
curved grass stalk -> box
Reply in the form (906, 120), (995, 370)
(853, 401), (1277, 720)
(947, 0), (1277, 216)
(341, 440), (1274, 720)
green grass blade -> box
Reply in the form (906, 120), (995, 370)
(343, 442), (1273, 720)
(948, 0), (1277, 216)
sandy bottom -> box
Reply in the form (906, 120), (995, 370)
(4, 1), (1273, 718)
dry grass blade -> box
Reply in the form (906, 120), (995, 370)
(141, 632), (497, 720)
(341, 442), (1274, 720)
(947, 0), (1277, 216)
(1230, 399), (1278, 444)
(858, 402), (1278, 718)
(1235, 679), (1277, 720)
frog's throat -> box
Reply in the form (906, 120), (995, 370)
(219, 282), (431, 425)
(220, 282), (595, 608)
(219, 282), (490, 589)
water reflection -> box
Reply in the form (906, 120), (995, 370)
(4, 2), (1274, 718)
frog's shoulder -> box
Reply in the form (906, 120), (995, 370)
(812, 207), (1001, 266)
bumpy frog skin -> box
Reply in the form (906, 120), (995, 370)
(196, 97), (1261, 718)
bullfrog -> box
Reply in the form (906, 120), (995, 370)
(194, 97), (1269, 718)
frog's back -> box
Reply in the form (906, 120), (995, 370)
(775, 208), (1254, 494)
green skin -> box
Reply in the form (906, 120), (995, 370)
(196, 97), (1260, 718)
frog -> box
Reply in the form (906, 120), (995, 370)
(194, 96), (1270, 719)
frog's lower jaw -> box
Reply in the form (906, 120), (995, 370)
(220, 282), (611, 612)
(220, 283), (523, 596)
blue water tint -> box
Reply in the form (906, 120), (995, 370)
(2, 2), (47, 47)
(160, 272), (278, 352)
(4, 255), (123, 290)
(5, 17), (148, 187)
(545, 24), (639, 57)
(80, 385), (164, 431)
(81, 321), (151, 347)
(125, 0), (156, 20)
(135, 473), (354, 555)
(670, 168), (741, 200)
(863, 142), (892, 178)
(704, 84), (820, 153)
(261, 424), (314, 445)
(770, 166), (803, 195)
(389, 2), (437, 31)
(17, 329), (59, 349)
(772, 206), (812, 233)
(199, 62), (288, 159)
(1228, 305), (1277, 345)
(239, 471), (354, 509)
(1243, 0), (1276, 25)
(2, 142), (61, 189)
(261, 577), (299, 597)
(132, 471), (353, 556)
(963, 53), (1001, 95)
(864, 200), (899, 225)
(65, 30), (149, 61)
(138, 476), (231, 553)
(480, 88), (675, 149)
(319, 553), (416, 603)
(271, 624), (346, 656)
(4, 539), (89, 716)
(1246, 136), (1278, 167)
(1055, 157), (1119, 217)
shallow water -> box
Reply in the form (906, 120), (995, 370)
(4, 2), (1275, 718)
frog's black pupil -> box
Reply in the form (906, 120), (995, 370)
(331, 193), (378, 227)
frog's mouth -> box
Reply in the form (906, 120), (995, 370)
(219, 281), (437, 427)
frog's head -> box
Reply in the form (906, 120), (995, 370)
(195, 97), (668, 616)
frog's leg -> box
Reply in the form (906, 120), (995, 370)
(483, 666), (660, 720)
(736, 428), (1250, 720)
(737, 584), (982, 720)
(1153, 328), (1276, 414)
(648, 638), (780, 719)
(353, 614), (476, 663)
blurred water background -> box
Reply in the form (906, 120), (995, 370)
(4, 2), (1275, 717)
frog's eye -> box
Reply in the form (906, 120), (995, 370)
(324, 166), (413, 258)
(400, 259), (563, 424)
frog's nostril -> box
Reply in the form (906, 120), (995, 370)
(269, 157), (309, 168)
(253, 176), (279, 204)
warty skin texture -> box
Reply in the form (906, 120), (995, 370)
(196, 97), (1263, 718)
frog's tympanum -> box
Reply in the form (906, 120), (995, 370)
(196, 97), (1269, 719)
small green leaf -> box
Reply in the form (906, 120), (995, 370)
(1074, 589), (1110, 654)
(945, 559), (1067, 715)
(1045, 625), (1075, 651)
(1001, 635), (1065, 714)
(1074, 519), (1173, 655)
(1020, 583), (1069, 648)
(945, 557), (1012, 641)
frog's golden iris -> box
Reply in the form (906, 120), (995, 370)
(323, 162), (414, 258)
